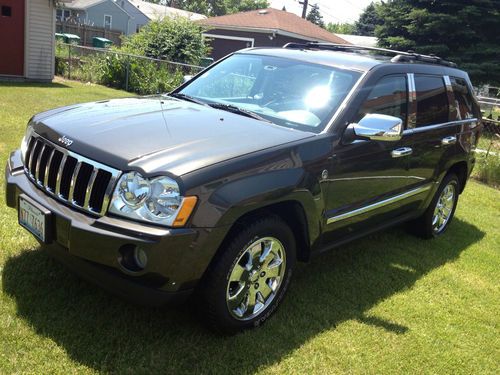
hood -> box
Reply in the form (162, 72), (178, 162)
(32, 96), (313, 176)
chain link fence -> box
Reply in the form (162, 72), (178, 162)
(55, 43), (205, 95)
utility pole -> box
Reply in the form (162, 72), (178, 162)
(299, 0), (309, 18)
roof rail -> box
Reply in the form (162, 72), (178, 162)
(283, 42), (457, 68)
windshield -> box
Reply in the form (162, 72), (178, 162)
(179, 53), (362, 133)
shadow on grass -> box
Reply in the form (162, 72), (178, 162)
(0, 81), (70, 89)
(2, 218), (484, 374)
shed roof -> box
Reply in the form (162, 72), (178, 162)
(199, 8), (349, 44)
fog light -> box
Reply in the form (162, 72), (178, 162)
(134, 247), (148, 269)
(119, 244), (147, 272)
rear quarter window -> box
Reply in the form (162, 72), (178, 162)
(414, 75), (449, 127)
(450, 77), (475, 120)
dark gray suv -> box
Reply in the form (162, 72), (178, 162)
(5, 43), (482, 333)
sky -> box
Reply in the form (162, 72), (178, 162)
(270, 0), (374, 24)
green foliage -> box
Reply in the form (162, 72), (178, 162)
(306, 3), (325, 28)
(473, 152), (500, 188)
(122, 17), (209, 65)
(353, 2), (382, 36)
(327, 22), (356, 35)
(148, 0), (269, 16)
(375, 0), (500, 85)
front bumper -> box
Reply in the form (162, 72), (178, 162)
(5, 150), (226, 306)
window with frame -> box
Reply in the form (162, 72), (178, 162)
(450, 76), (475, 120)
(357, 75), (408, 126)
(104, 15), (112, 30)
(414, 75), (449, 127)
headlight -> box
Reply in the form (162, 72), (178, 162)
(109, 171), (197, 227)
(20, 122), (35, 165)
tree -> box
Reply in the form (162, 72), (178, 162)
(306, 3), (325, 28)
(375, 0), (500, 85)
(145, 0), (269, 17)
(353, 2), (382, 36)
(122, 17), (209, 65)
(327, 22), (355, 35)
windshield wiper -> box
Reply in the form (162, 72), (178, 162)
(168, 93), (209, 107)
(208, 103), (272, 123)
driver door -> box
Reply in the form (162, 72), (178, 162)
(321, 74), (421, 244)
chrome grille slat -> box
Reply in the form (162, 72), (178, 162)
(34, 144), (46, 183)
(55, 154), (68, 198)
(100, 175), (118, 215)
(23, 133), (121, 217)
(43, 148), (56, 188)
(84, 168), (98, 210)
(68, 161), (82, 203)
(28, 139), (41, 177)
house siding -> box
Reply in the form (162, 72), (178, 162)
(85, 2), (131, 35)
(26, 0), (55, 81)
(204, 29), (306, 60)
(119, 0), (149, 34)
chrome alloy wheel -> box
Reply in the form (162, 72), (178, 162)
(432, 183), (456, 233)
(226, 237), (286, 321)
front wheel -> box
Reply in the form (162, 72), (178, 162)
(412, 173), (460, 239)
(199, 216), (296, 334)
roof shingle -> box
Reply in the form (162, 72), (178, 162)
(200, 8), (349, 44)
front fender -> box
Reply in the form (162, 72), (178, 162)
(212, 168), (321, 245)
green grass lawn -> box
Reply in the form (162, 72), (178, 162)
(1, 80), (499, 374)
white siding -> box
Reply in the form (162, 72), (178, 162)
(25, 0), (55, 81)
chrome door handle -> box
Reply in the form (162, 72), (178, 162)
(391, 147), (413, 158)
(441, 136), (457, 145)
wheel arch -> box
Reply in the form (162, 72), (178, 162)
(216, 200), (314, 263)
(447, 160), (468, 193)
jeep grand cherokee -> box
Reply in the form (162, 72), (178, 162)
(5, 43), (482, 333)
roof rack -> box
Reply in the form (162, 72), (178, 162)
(283, 42), (457, 68)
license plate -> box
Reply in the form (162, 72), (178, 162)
(18, 195), (51, 243)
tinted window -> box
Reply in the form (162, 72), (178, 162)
(415, 75), (449, 127)
(450, 77), (475, 120)
(181, 54), (361, 133)
(358, 75), (407, 125)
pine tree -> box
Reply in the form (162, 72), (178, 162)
(306, 4), (325, 29)
(353, 2), (382, 36)
(375, 0), (500, 85)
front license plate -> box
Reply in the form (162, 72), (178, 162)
(18, 196), (51, 243)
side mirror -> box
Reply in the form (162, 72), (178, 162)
(351, 113), (403, 142)
(183, 75), (193, 83)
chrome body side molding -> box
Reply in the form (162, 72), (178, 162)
(326, 183), (433, 224)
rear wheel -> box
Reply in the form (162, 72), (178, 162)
(412, 173), (459, 239)
(199, 216), (296, 334)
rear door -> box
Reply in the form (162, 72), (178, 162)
(0, 0), (24, 76)
(402, 74), (463, 195)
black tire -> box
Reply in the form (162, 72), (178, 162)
(412, 173), (460, 239)
(198, 215), (296, 334)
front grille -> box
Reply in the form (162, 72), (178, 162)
(23, 133), (121, 216)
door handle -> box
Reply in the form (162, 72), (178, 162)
(391, 147), (413, 158)
(441, 136), (457, 145)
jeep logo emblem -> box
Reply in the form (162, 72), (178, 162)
(58, 135), (73, 147)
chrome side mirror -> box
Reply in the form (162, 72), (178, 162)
(351, 113), (403, 141)
(183, 75), (193, 83)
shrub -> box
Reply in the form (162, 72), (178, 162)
(473, 152), (500, 188)
(122, 17), (209, 65)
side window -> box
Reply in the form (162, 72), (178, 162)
(414, 75), (449, 127)
(358, 75), (408, 126)
(450, 77), (475, 120)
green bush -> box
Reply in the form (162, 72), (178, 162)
(473, 152), (500, 188)
(122, 17), (209, 65)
